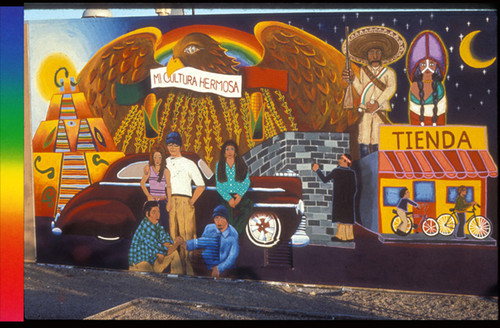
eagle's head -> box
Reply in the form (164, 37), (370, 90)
(166, 32), (239, 76)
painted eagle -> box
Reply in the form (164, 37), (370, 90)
(167, 32), (240, 75)
(76, 22), (360, 167)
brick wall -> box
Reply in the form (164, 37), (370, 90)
(242, 131), (350, 244)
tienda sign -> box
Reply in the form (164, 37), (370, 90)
(380, 125), (488, 151)
(150, 66), (242, 98)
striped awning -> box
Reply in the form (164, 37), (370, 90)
(379, 149), (498, 179)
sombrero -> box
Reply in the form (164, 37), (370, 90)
(342, 26), (407, 65)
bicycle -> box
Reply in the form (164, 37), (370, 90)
(390, 203), (440, 237)
(436, 204), (493, 240)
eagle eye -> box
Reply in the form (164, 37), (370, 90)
(184, 45), (202, 55)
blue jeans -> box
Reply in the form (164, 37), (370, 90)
(158, 199), (170, 233)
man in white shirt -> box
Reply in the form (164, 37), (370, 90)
(342, 26), (406, 158)
(165, 131), (205, 275)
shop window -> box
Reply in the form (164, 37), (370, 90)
(446, 186), (474, 203)
(413, 181), (435, 203)
(383, 187), (405, 206)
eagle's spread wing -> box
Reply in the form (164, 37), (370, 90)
(76, 27), (163, 133)
(74, 23), (361, 164)
(254, 21), (360, 131)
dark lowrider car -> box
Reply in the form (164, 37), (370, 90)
(51, 152), (309, 248)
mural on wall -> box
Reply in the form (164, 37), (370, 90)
(27, 10), (497, 295)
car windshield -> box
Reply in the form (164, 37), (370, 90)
(198, 159), (213, 180)
(117, 161), (148, 179)
(116, 158), (213, 180)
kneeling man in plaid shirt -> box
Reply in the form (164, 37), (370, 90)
(129, 200), (183, 274)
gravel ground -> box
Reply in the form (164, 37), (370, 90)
(24, 262), (498, 320)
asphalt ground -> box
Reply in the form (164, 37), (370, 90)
(24, 262), (498, 320)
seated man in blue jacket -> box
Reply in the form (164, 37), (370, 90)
(183, 205), (240, 279)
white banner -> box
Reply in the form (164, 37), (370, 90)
(150, 66), (242, 98)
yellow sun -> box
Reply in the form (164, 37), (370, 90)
(36, 53), (78, 101)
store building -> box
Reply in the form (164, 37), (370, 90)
(358, 125), (497, 238)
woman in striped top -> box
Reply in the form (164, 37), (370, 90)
(141, 145), (171, 231)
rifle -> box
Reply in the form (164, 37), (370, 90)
(343, 26), (354, 110)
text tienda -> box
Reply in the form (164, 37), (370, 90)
(391, 130), (472, 150)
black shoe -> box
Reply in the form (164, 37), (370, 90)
(331, 236), (342, 242)
(395, 230), (407, 236)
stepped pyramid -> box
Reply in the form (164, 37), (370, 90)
(32, 77), (125, 218)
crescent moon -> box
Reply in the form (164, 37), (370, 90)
(459, 30), (496, 68)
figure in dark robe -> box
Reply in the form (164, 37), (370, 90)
(312, 154), (357, 242)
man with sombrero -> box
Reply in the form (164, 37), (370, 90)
(342, 26), (407, 158)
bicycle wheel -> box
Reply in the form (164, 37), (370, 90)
(436, 213), (456, 236)
(391, 215), (412, 235)
(467, 215), (492, 240)
(422, 218), (440, 237)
